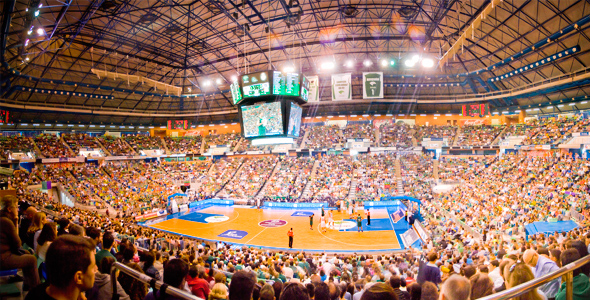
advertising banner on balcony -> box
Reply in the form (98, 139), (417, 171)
(331, 73), (351, 101)
(363, 72), (383, 99)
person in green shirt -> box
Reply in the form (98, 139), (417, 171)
(356, 214), (363, 232)
(310, 213), (314, 230)
(95, 231), (116, 265)
(555, 249), (590, 300)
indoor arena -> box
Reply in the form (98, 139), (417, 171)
(1, 1), (590, 300)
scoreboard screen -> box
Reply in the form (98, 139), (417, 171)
(300, 75), (310, 102)
(287, 102), (303, 137)
(272, 71), (300, 96)
(240, 102), (283, 138)
(242, 71), (271, 98)
(461, 104), (490, 117)
(230, 81), (243, 105)
(167, 120), (191, 130)
(0, 110), (8, 124)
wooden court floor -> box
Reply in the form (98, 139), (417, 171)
(148, 206), (401, 252)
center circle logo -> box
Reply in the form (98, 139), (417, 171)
(333, 220), (357, 230)
(258, 219), (288, 228)
(205, 215), (229, 223)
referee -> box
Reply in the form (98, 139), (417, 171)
(287, 228), (294, 248)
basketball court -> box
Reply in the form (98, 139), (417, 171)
(141, 204), (407, 252)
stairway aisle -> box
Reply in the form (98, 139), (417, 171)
(491, 125), (510, 145)
(160, 137), (171, 154)
(300, 159), (320, 199)
(255, 160), (282, 199)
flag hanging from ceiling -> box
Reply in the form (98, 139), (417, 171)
(363, 72), (383, 99)
(307, 76), (320, 102)
(331, 73), (352, 101)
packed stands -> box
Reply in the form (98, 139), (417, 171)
(220, 156), (279, 199)
(379, 123), (413, 147)
(0, 135), (36, 159)
(203, 133), (240, 152)
(264, 156), (315, 200)
(521, 117), (578, 145)
(98, 135), (135, 156)
(34, 134), (72, 158)
(124, 134), (164, 150)
(236, 138), (267, 152)
(454, 125), (505, 147)
(414, 125), (457, 143)
(163, 136), (203, 154)
(305, 125), (346, 149)
(306, 155), (354, 203)
(62, 133), (103, 155)
(342, 123), (375, 142)
(193, 157), (244, 198)
(352, 153), (397, 200)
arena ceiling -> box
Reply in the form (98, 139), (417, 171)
(1, 0), (590, 126)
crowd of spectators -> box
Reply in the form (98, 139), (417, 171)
(0, 135), (36, 159)
(98, 136), (135, 156)
(521, 117), (578, 145)
(221, 156), (279, 199)
(352, 153), (398, 201)
(236, 138), (267, 152)
(34, 134), (72, 158)
(379, 123), (413, 148)
(454, 125), (505, 147)
(62, 133), (103, 155)
(264, 157), (315, 200)
(204, 133), (240, 152)
(307, 155), (354, 201)
(495, 124), (531, 142)
(414, 125), (457, 142)
(125, 135), (165, 151)
(4, 122), (590, 300)
(193, 157), (244, 199)
(305, 125), (346, 149)
(342, 123), (376, 142)
(163, 136), (203, 154)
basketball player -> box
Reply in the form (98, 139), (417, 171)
(309, 213), (314, 230)
(327, 210), (334, 229)
(366, 209), (370, 226)
(320, 215), (326, 233)
(356, 213), (363, 232)
(348, 202), (354, 218)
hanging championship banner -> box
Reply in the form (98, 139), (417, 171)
(308, 76), (320, 102)
(363, 72), (383, 99)
(331, 73), (352, 101)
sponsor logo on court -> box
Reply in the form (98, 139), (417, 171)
(258, 219), (288, 227)
(205, 215), (229, 223)
(333, 220), (357, 230)
(218, 230), (248, 239)
(291, 211), (314, 217)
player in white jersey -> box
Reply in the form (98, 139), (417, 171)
(328, 211), (334, 228)
(320, 215), (327, 232)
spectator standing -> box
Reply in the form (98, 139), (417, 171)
(417, 253), (441, 286)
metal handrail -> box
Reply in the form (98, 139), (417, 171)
(478, 254), (590, 300)
(110, 262), (201, 300)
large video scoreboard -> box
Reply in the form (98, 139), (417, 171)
(232, 70), (309, 105)
(232, 70), (307, 143)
